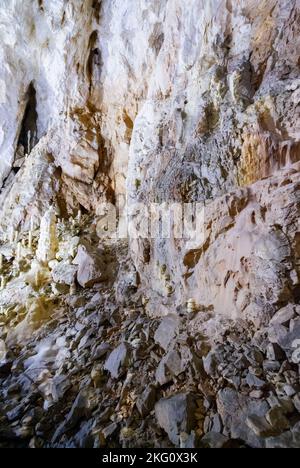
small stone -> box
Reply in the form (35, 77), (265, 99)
(91, 343), (111, 360)
(246, 373), (266, 389)
(200, 432), (230, 448)
(155, 349), (183, 385)
(270, 305), (296, 326)
(250, 390), (264, 399)
(277, 324), (300, 352)
(268, 325), (289, 345)
(244, 349), (264, 365)
(179, 431), (201, 448)
(154, 314), (180, 351)
(263, 360), (281, 372)
(101, 423), (118, 440)
(91, 365), (104, 388)
(104, 342), (132, 379)
(0, 339), (7, 361)
(211, 413), (222, 433)
(283, 384), (297, 397)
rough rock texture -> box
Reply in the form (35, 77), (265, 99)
(0, 0), (299, 449)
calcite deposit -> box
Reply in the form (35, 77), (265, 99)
(0, 0), (299, 449)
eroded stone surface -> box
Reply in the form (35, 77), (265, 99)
(0, 0), (299, 450)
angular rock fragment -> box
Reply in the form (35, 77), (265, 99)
(154, 314), (180, 351)
(155, 393), (196, 445)
(217, 388), (269, 448)
(73, 243), (106, 287)
(52, 391), (90, 443)
(51, 261), (78, 286)
(155, 349), (183, 385)
(270, 305), (296, 326)
(200, 432), (230, 449)
(104, 342), (132, 379)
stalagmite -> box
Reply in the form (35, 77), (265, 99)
(9, 228), (14, 244)
(16, 242), (21, 262)
(35, 270), (39, 287)
(28, 230), (33, 249)
(0, 276), (6, 290)
(36, 207), (58, 264)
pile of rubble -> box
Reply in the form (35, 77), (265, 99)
(0, 214), (299, 448)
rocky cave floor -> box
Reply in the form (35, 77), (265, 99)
(0, 216), (300, 449)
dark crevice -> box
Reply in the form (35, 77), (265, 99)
(17, 82), (38, 156)
(86, 31), (102, 92)
(92, 0), (101, 22)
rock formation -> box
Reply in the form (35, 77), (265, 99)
(0, 0), (299, 449)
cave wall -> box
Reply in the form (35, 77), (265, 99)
(0, 0), (299, 324)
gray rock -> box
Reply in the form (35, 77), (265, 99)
(211, 413), (223, 433)
(266, 430), (300, 449)
(51, 374), (72, 401)
(283, 384), (297, 397)
(73, 243), (107, 288)
(74, 419), (95, 448)
(155, 349), (183, 385)
(217, 388), (269, 448)
(52, 391), (90, 443)
(91, 343), (111, 360)
(270, 305), (296, 326)
(246, 415), (277, 438)
(104, 342), (132, 379)
(277, 324), (300, 353)
(270, 304), (296, 325)
(268, 324), (289, 345)
(6, 401), (28, 422)
(154, 314), (180, 351)
(136, 385), (157, 417)
(179, 431), (201, 448)
(102, 422), (118, 439)
(203, 350), (220, 378)
(244, 348), (264, 365)
(263, 360), (281, 372)
(155, 393), (196, 446)
(51, 261), (78, 286)
(246, 373), (266, 389)
(266, 343), (285, 361)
